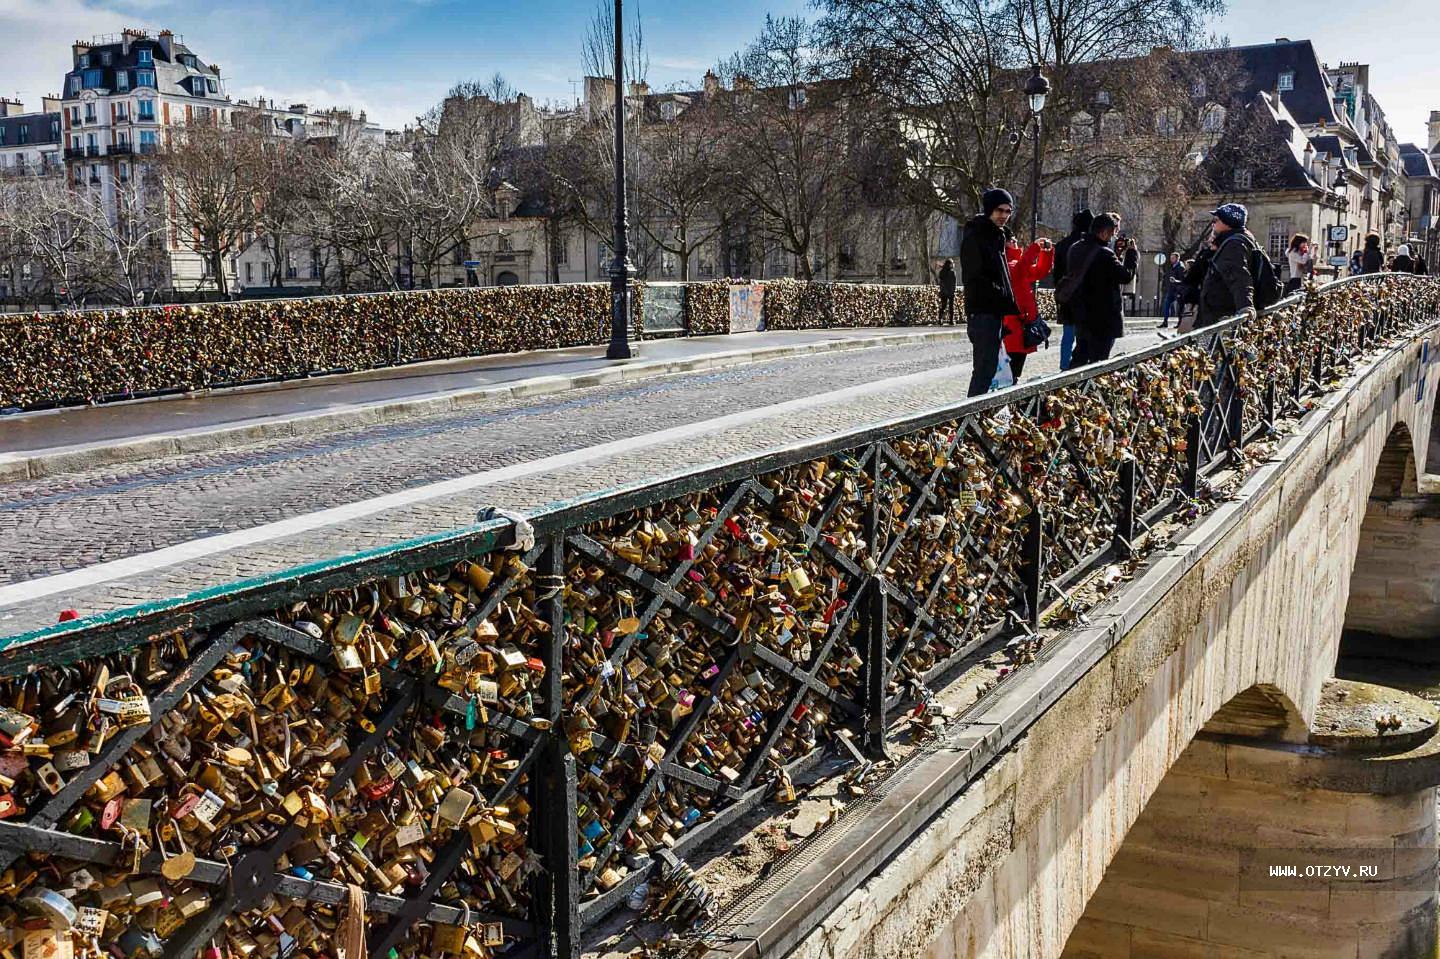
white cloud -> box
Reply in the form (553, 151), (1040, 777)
(0, 0), (140, 108)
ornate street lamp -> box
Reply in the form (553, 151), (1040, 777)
(1024, 66), (1050, 242)
(606, 0), (635, 359)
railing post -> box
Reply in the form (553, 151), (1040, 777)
(1183, 415), (1202, 497)
(860, 444), (888, 757)
(1019, 500), (1044, 628)
(1263, 381), (1278, 434)
(1114, 457), (1137, 557)
(535, 533), (580, 959)
(1226, 387), (1245, 454)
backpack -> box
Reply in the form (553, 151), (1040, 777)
(1249, 243), (1283, 310)
(1055, 242), (1103, 306)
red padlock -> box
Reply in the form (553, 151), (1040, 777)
(100, 796), (124, 830)
(359, 775), (395, 802)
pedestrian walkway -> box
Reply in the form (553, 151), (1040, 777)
(0, 326), (975, 482)
(0, 328), (1156, 643)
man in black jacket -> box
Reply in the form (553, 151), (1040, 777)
(1053, 209), (1093, 370)
(1067, 213), (1138, 367)
(959, 188), (1019, 395)
(937, 259), (957, 324)
(1196, 203), (1256, 328)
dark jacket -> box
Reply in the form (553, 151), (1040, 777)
(1362, 244), (1384, 274)
(938, 262), (957, 297)
(1163, 261), (1186, 296)
(959, 214), (1018, 317)
(1197, 230), (1256, 328)
(1065, 237), (1138, 338)
(1417, 258), (1429, 276)
(1182, 252), (1211, 306)
(1053, 229), (1087, 325)
(1392, 254), (1415, 274)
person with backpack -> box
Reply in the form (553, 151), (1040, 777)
(1001, 234), (1055, 382)
(1053, 209), (1093, 369)
(1197, 203), (1267, 328)
(959, 188), (1020, 396)
(937, 259), (958, 324)
(1058, 212), (1138, 367)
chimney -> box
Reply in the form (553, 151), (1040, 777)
(1429, 110), (1440, 154)
(71, 41), (91, 66)
(41, 95), (61, 114)
(703, 70), (720, 97)
(734, 73), (755, 93)
(121, 27), (143, 55)
(157, 29), (173, 60)
(0, 98), (24, 118)
(629, 80), (650, 98)
(1274, 37), (1291, 43)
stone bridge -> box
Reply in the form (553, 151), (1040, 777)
(745, 303), (1440, 958)
(2, 277), (1440, 959)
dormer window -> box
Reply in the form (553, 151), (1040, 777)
(1234, 168), (1253, 190)
(137, 48), (153, 65)
(1278, 71), (1295, 92)
(1190, 79), (1206, 98)
(661, 101), (676, 121)
(101, 52), (112, 66)
(78, 54), (90, 69)
(116, 71), (129, 91)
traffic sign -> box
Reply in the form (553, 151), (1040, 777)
(1153, 253), (1168, 266)
(1329, 255), (1349, 267)
(463, 260), (482, 269)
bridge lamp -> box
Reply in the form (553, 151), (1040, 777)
(1024, 66), (1050, 242)
(606, 0), (636, 359)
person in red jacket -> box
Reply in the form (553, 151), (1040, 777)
(1001, 235), (1055, 381)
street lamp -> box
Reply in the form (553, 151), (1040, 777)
(1024, 65), (1049, 242)
(605, 0), (635, 360)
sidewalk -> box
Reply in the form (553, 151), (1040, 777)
(0, 326), (970, 483)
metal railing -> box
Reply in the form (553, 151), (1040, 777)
(0, 274), (1436, 959)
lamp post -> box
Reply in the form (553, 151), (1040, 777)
(1024, 65), (1049, 243)
(605, 0), (635, 359)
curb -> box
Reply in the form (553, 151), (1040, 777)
(0, 327), (980, 485)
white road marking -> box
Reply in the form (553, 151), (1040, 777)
(0, 358), (978, 609)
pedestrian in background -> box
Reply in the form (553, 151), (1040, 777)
(1285, 233), (1313, 295)
(1062, 212), (1138, 367)
(1350, 250), (1364, 275)
(937, 259), (957, 324)
(959, 188), (1019, 396)
(1053, 208), (1093, 369)
(1001, 234), (1055, 382)
(1160, 252), (1185, 328)
(1361, 232), (1384, 274)
(1392, 244), (1415, 274)
(1196, 203), (1257, 328)
(1416, 255), (1429, 275)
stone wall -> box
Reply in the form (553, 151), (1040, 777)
(784, 324), (1440, 959)
(1345, 493), (1440, 641)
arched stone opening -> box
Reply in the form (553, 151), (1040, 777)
(1343, 422), (1440, 647)
(1061, 683), (1437, 959)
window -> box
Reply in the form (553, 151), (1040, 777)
(138, 100), (155, 121)
(1268, 217), (1292, 261)
(1156, 107), (1181, 137)
(1071, 186), (1090, 215)
(137, 49), (153, 65)
(74, 167), (83, 186)
(115, 103), (128, 121)
(139, 130), (158, 153)
(1233, 168), (1253, 190)
(118, 163), (128, 182)
(50, 120), (59, 139)
(207, 78), (218, 94)
(1278, 71), (1295, 92)
(662, 252), (677, 277)
(789, 87), (807, 110)
(101, 52), (112, 66)
(78, 54), (90, 69)
(69, 107), (80, 125)
(84, 104), (96, 122)
(89, 163), (99, 183)
(498, 235), (512, 252)
(555, 238), (568, 267)
(660, 101), (676, 121)
(1190, 78), (1207, 98)
(0, 127), (5, 146)
(245, 262), (253, 283)
(83, 70), (103, 89)
(116, 71), (129, 92)
(1070, 111), (1095, 141)
(1201, 103), (1226, 133)
(68, 77), (81, 95)
(86, 133), (96, 153)
(310, 249), (321, 279)
(17, 125), (28, 144)
(136, 70), (155, 88)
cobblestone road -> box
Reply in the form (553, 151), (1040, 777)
(0, 330), (1154, 637)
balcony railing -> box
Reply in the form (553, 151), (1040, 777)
(137, 142), (156, 155)
(109, 143), (132, 156)
(0, 275), (1435, 959)
(63, 147), (85, 160)
(84, 145), (100, 157)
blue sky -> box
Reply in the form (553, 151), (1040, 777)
(0, 1), (1434, 145)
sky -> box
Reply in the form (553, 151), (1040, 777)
(0, 0), (1434, 146)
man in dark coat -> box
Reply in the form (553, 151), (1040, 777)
(1197, 203), (1256, 328)
(1053, 209), (1093, 369)
(937, 259), (957, 324)
(959, 188), (1019, 395)
(1066, 213), (1138, 367)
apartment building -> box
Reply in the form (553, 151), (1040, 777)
(0, 99), (63, 177)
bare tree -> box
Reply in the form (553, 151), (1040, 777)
(0, 175), (101, 307)
(156, 122), (258, 295)
(84, 167), (168, 305)
(247, 136), (311, 289)
(713, 16), (860, 279)
(629, 96), (728, 280)
(582, 0), (649, 83)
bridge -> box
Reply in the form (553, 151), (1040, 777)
(0, 275), (1438, 959)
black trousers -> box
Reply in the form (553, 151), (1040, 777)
(966, 313), (1004, 396)
(1070, 332), (1117, 368)
(939, 294), (956, 325)
(1008, 352), (1029, 381)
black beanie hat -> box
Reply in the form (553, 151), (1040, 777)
(982, 188), (1015, 216)
(1072, 208), (1094, 233)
